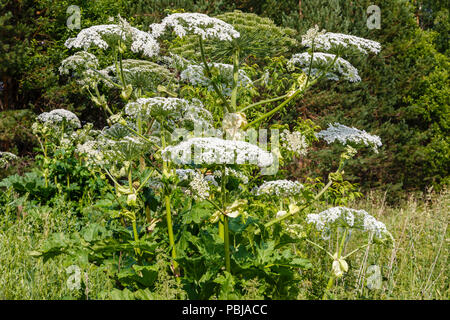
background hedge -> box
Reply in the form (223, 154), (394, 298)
(0, 0), (448, 196)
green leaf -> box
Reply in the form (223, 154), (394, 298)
(183, 200), (214, 224)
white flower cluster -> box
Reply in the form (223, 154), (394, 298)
(0, 151), (18, 168)
(175, 169), (217, 200)
(255, 180), (304, 197)
(186, 172), (211, 200)
(281, 130), (308, 156)
(78, 68), (113, 90)
(162, 137), (274, 168)
(302, 30), (381, 55)
(180, 63), (252, 96)
(288, 52), (361, 82)
(276, 210), (288, 218)
(150, 12), (240, 41)
(316, 123), (382, 153)
(59, 51), (99, 76)
(36, 109), (81, 129)
(76, 140), (105, 165)
(65, 19), (159, 57)
(306, 206), (390, 240)
(300, 25), (326, 45)
(176, 168), (198, 182)
(124, 97), (213, 128)
(176, 168), (218, 186)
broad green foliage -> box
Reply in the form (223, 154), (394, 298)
(0, 1), (447, 301)
(0, 10), (397, 300)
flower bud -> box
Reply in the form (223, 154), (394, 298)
(127, 194), (137, 207)
(120, 84), (133, 100)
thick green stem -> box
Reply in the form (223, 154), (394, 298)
(161, 129), (179, 276)
(198, 36), (230, 112)
(323, 274), (335, 300)
(322, 228), (348, 300)
(131, 219), (141, 256)
(242, 81), (314, 130)
(165, 194), (179, 275)
(264, 161), (345, 228)
(43, 137), (49, 188)
(243, 50), (340, 130)
(230, 48), (240, 112)
(239, 93), (289, 113)
(219, 216), (224, 240)
(221, 165), (231, 273)
(224, 215), (231, 272)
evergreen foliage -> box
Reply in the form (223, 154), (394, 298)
(0, 0), (448, 193)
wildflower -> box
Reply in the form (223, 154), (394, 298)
(76, 140), (104, 165)
(306, 206), (391, 240)
(59, 51), (99, 76)
(316, 123), (382, 153)
(150, 12), (240, 41)
(124, 97), (212, 129)
(255, 180), (304, 197)
(281, 130), (308, 156)
(186, 172), (211, 200)
(300, 25), (327, 45)
(36, 109), (81, 129)
(332, 252), (349, 278)
(276, 210), (288, 218)
(0, 151), (18, 169)
(176, 168), (198, 182)
(288, 52), (361, 82)
(302, 31), (381, 55)
(103, 135), (150, 162)
(65, 18), (159, 58)
(222, 112), (248, 140)
(162, 137), (274, 168)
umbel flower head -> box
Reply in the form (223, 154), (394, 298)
(306, 206), (392, 241)
(254, 179), (304, 197)
(301, 28), (381, 55)
(281, 130), (308, 156)
(0, 151), (18, 169)
(65, 17), (159, 58)
(288, 52), (361, 82)
(150, 12), (240, 41)
(76, 140), (105, 166)
(59, 51), (112, 90)
(36, 109), (81, 129)
(124, 97), (213, 129)
(316, 123), (382, 153)
(162, 137), (273, 168)
(59, 51), (99, 76)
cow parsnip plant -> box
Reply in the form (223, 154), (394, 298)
(29, 12), (393, 300)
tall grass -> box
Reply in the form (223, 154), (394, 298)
(328, 188), (449, 299)
(0, 198), (113, 300)
(0, 189), (448, 299)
